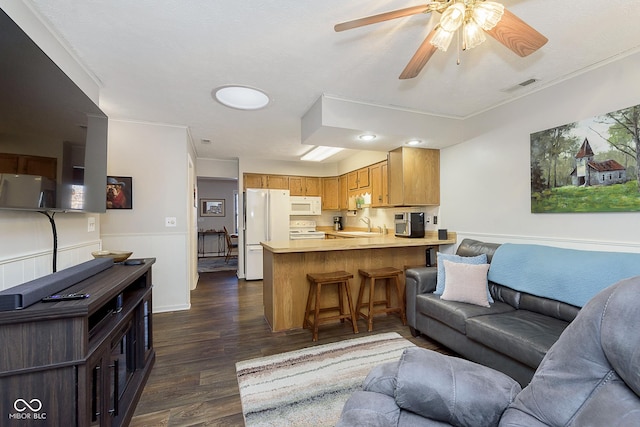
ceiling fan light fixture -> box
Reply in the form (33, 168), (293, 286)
(472, 1), (505, 31)
(463, 20), (486, 50)
(431, 26), (455, 52)
(439, 3), (466, 32)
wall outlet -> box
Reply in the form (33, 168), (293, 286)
(433, 215), (438, 225)
(165, 217), (177, 227)
(87, 217), (96, 232)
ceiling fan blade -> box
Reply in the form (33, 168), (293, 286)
(485, 8), (548, 57)
(399, 27), (438, 79)
(334, 5), (431, 32)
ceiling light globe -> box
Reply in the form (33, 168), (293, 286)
(472, 1), (504, 31)
(431, 26), (455, 52)
(212, 85), (270, 110)
(463, 20), (486, 50)
(439, 3), (466, 32)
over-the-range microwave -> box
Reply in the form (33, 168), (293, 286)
(290, 196), (322, 216)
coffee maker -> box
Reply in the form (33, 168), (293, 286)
(333, 216), (343, 231)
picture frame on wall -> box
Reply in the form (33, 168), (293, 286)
(201, 198), (225, 217)
(530, 103), (640, 213)
(106, 176), (133, 209)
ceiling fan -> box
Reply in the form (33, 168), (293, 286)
(334, 0), (548, 79)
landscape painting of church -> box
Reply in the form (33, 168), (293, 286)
(530, 103), (640, 213)
(570, 138), (627, 187)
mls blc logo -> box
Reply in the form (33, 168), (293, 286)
(8, 398), (46, 420)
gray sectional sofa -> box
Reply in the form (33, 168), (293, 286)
(405, 238), (640, 385)
(337, 276), (640, 426)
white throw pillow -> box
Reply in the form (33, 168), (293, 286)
(440, 260), (491, 307)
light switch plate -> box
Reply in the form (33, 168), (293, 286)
(87, 217), (96, 232)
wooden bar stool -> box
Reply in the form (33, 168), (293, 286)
(356, 267), (407, 332)
(304, 271), (359, 342)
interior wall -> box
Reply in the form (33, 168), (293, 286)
(440, 50), (640, 253)
(101, 119), (192, 312)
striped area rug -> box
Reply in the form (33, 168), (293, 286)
(235, 332), (415, 427)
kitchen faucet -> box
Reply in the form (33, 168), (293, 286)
(360, 216), (371, 232)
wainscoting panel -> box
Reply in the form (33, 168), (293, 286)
(100, 232), (191, 313)
(0, 240), (102, 291)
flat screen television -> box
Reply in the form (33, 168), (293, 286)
(0, 7), (108, 213)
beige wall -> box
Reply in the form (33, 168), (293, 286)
(440, 50), (640, 253)
(101, 119), (193, 312)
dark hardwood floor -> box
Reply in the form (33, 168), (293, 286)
(129, 270), (452, 426)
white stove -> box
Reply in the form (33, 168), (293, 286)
(289, 220), (326, 240)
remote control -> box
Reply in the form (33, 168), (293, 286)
(42, 293), (90, 302)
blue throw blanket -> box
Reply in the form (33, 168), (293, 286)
(488, 243), (640, 307)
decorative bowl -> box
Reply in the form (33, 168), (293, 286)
(92, 250), (133, 263)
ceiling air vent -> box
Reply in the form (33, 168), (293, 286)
(502, 78), (539, 93)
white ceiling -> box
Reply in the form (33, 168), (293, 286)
(26, 0), (640, 163)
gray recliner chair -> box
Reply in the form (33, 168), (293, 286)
(336, 276), (640, 426)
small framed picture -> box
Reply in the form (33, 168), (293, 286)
(106, 176), (132, 209)
(200, 198), (225, 217)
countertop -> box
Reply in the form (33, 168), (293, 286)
(261, 231), (456, 254)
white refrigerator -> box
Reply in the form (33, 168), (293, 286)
(244, 188), (290, 280)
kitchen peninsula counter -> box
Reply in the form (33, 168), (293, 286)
(261, 232), (456, 331)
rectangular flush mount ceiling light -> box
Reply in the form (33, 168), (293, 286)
(301, 146), (344, 161)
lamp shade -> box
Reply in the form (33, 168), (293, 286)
(439, 3), (465, 32)
(472, 1), (504, 30)
(463, 20), (486, 50)
(431, 25), (455, 52)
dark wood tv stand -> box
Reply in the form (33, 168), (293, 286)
(0, 258), (156, 426)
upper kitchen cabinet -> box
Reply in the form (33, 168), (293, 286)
(243, 173), (289, 190)
(388, 147), (439, 206)
(321, 177), (339, 210)
(289, 176), (321, 196)
(338, 174), (349, 210)
(347, 167), (370, 191)
(370, 160), (388, 208)
(244, 173), (265, 189)
(267, 175), (290, 189)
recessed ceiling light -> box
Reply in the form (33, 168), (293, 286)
(212, 85), (270, 110)
(359, 134), (376, 141)
(406, 139), (422, 146)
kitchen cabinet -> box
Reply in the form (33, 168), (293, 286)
(243, 173), (289, 190)
(347, 167), (370, 191)
(243, 173), (265, 189)
(321, 177), (339, 210)
(370, 160), (389, 207)
(388, 147), (440, 206)
(338, 174), (349, 210)
(289, 176), (321, 196)
(266, 175), (289, 189)
(0, 259), (155, 427)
